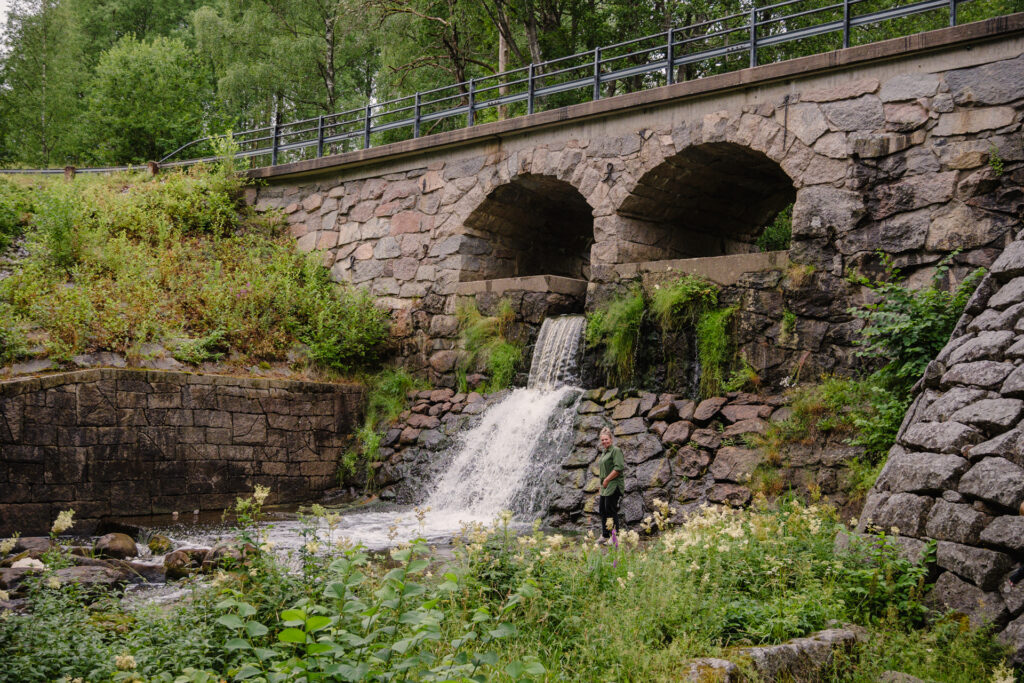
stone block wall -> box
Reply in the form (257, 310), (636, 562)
(0, 369), (363, 536)
(857, 236), (1024, 661)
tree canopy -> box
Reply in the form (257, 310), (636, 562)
(0, 0), (1019, 166)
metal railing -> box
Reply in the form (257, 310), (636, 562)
(0, 0), (1001, 174)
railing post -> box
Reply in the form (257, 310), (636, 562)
(527, 63), (535, 115)
(467, 79), (475, 127)
(271, 116), (280, 166)
(317, 115), (325, 157)
(843, 0), (851, 48)
(363, 104), (371, 149)
(413, 93), (421, 138)
(949, 0), (957, 25)
(593, 47), (602, 100)
(666, 28), (675, 85)
(749, 8), (758, 68)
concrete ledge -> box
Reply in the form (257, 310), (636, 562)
(614, 251), (790, 286)
(248, 14), (1024, 181)
(455, 275), (588, 297)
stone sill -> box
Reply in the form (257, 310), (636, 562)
(614, 250), (790, 286)
(454, 274), (588, 297)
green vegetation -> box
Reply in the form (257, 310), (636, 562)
(1, 1), (1020, 166)
(0, 178), (31, 251)
(756, 203), (793, 252)
(585, 285), (647, 387)
(341, 367), (426, 479)
(458, 299), (523, 392)
(989, 145), (1005, 177)
(1, 499), (1011, 682)
(0, 164), (389, 372)
(587, 276), (739, 397)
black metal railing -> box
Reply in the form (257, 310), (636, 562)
(0, 0), (1007, 174)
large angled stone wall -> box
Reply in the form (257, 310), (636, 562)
(857, 238), (1024, 661)
(248, 25), (1024, 389)
(0, 369), (363, 536)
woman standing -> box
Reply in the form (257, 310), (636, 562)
(597, 426), (625, 543)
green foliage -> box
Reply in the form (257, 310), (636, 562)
(696, 306), (735, 398)
(342, 368), (426, 480)
(0, 167), (388, 370)
(0, 179), (31, 251)
(648, 274), (719, 334)
(585, 285), (646, 386)
(849, 254), (984, 393)
(723, 354), (760, 393)
(756, 203), (793, 252)
(781, 309), (797, 337)
(457, 298), (523, 392)
(846, 456), (888, 500)
(989, 144), (1005, 176)
(171, 329), (228, 365)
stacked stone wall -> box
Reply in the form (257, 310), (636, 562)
(249, 34), (1024, 391)
(857, 238), (1024, 661)
(0, 369), (363, 536)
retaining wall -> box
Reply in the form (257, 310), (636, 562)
(0, 369), (363, 535)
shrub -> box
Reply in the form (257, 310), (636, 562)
(756, 203), (792, 252)
(35, 186), (82, 273)
(0, 178), (31, 251)
(585, 285), (646, 386)
(171, 329), (228, 365)
(648, 274), (718, 334)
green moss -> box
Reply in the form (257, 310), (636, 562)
(585, 285), (645, 386)
(648, 274), (718, 334)
(696, 306), (735, 398)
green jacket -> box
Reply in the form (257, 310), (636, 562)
(598, 445), (625, 496)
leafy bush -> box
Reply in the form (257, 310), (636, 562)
(457, 298), (523, 392)
(849, 255), (984, 392)
(342, 367), (426, 479)
(35, 187), (82, 273)
(756, 203), (792, 252)
(585, 285), (646, 386)
(172, 329), (228, 365)
(0, 178), (31, 251)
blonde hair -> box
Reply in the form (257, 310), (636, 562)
(599, 426), (613, 441)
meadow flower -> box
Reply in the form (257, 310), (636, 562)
(304, 542), (320, 555)
(115, 654), (136, 670)
(51, 509), (75, 535)
(0, 534), (18, 555)
(46, 576), (61, 589)
(0, 589), (9, 601)
(252, 485), (270, 506)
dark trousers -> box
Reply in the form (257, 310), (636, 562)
(599, 491), (621, 539)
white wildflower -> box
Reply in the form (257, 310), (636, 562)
(115, 654), (136, 671)
(252, 485), (270, 506)
(51, 509), (75, 535)
(45, 576), (61, 589)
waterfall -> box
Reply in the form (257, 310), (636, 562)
(329, 314), (587, 546)
(528, 315), (587, 390)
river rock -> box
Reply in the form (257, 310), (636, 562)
(202, 541), (254, 572)
(147, 534), (173, 555)
(12, 537), (52, 557)
(164, 548), (209, 580)
(95, 533), (139, 560)
(52, 565), (131, 588)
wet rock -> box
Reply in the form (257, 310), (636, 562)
(959, 457), (1024, 510)
(147, 534), (173, 555)
(164, 548), (209, 580)
(673, 400), (696, 421)
(578, 400), (603, 414)
(690, 428), (721, 450)
(936, 541), (1012, 591)
(95, 533), (138, 560)
(202, 541), (254, 573)
(52, 565), (131, 588)
(418, 429), (445, 450)
(406, 413), (440, 430)
(12, 537), (52, 556)
(399, 426), (421, 444)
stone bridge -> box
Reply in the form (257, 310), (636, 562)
(246, 15), (1024, 386)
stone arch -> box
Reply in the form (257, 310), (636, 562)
(613, 142), (797, 263)
(457, 173), (593, 282)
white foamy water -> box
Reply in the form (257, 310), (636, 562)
(528, 315), (586, 390)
